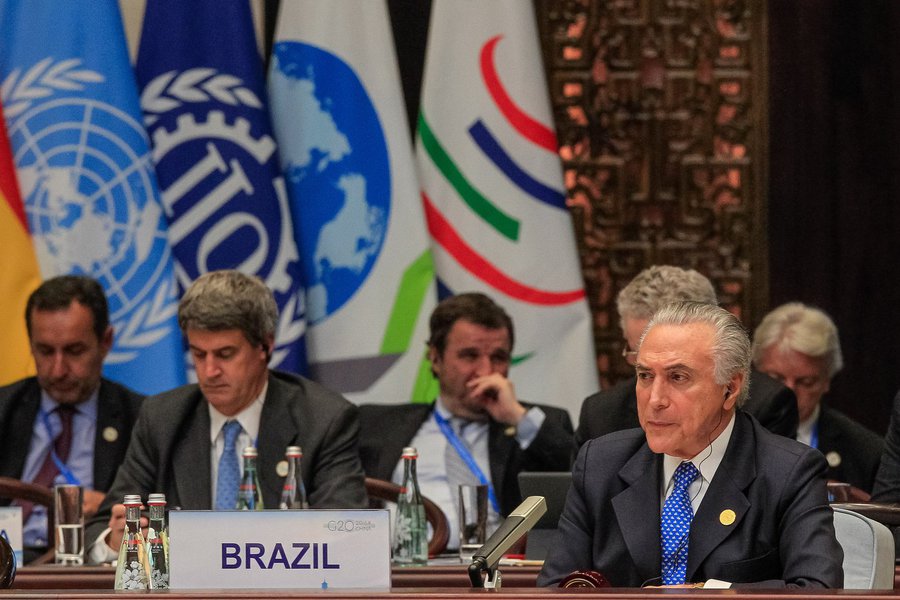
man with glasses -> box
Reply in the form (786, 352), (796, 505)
(575, 266), (797, 447)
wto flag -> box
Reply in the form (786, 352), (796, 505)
(416, 0), (599, 418)
(269, 0), (437, 404)
(0, 98), (41, 385)
(0, 0), (186, 394)
(137, 0), (307, 373)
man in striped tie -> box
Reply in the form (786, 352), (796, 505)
(539, 302), (843, 588)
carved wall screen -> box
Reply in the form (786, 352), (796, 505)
(536, 0), (769, 388)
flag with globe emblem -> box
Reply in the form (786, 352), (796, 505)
(136, 0), (308, 374)
(416, 0), (599, 417)
(0, 0), (187, 394)
(268, 0), (437, 404)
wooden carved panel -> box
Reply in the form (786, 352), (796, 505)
(536, 0), (769, 387)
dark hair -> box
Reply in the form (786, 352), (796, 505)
(178, 270), (277, 348)
(428, 292), (514, 354)
(26, 275), (110, 340)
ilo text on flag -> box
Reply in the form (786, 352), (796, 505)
(136, 0), (307, 374)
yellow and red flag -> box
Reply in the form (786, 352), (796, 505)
(0, 99), (41, 384)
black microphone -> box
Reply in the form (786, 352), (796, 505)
(468, 496), (546, 587)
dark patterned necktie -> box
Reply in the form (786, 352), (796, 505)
(660, 461), (700, 584)
(22, 405), (75, 522)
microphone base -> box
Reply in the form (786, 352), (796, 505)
(484, 569), (502, 590)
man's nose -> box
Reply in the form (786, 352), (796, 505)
(475, 355), (493, 376)
(197, 356), (222, 378)
(49, 353), (68, 378)
(647, 379), (669, 409)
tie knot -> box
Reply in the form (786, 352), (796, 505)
(222, 420), (242, 448)
(672, 462), (699, 490)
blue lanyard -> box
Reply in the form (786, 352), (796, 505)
(38, 408), (80, 485)
(809, 420), (819, 450)
(433, 410), (501, 514)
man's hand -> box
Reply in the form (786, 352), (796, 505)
(82, 489), (105, 520)
(104, 503), (148, 550)
(467, 373), (526, 425)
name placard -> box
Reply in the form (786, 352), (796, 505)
(168, 509), (390, 590)
(0, 507), (23, 567)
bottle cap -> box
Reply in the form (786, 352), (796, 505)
(401, 446), (418, 459)
(123, 494), (142, 505)
(148, 493), (166, 505)
(285, 445), (303, 457)
(242, 446), (258, 457)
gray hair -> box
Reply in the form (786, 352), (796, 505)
(617, 265), (717, 327)
(178, 270), (277, 348)
(642, 301), (751, 406)
(752, 302), (843, 377)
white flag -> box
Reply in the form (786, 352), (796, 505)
(416, 0), (599, 419)
(269, 0), (437, 404)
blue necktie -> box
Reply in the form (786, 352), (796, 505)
(215, 421), (243, 510)
(660, 461), (700, 584)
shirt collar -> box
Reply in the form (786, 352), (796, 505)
(797, 403), (821, 445)
(662, 410), (736, 490)
(40, 386), (99, 420)
(208, 381), (268, 444)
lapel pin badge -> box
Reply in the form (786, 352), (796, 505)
(826, 451), (842, 468)
(102, 426), (119, 443)
(504, 425), (516, 437)
(719, 509), (736, 526)
(276, 460), (289, 477)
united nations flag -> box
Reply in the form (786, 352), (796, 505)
(0, 0), (187, 394)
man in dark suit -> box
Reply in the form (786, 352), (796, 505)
(539, 302), (842, 588)
(86, 270), (367, 561)
(753, 302), (883, 493)
(576, 266), (797, 447)
(358, 293), (574, 548)
(0, 275), (142, 561)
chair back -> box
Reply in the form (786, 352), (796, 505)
(832, 506), (895, 589)
(0, 477), (55, 565)
(364, 477), (449, 556)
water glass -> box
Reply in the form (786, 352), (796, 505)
(54, 484), (84, 566)
(457, 484), (488, 562)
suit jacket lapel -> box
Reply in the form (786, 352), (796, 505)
(612, 444), (662, 584)
(686, 413), (755, 580)
(93, 380), (128, 490)
(257, 376), (298, 506)
(379, 404), (432, 479)
(172, 397), (212, 508)
(0, 382), (40, 478)
(488, 420), (516, 506)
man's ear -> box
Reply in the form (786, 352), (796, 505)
(723, 371), (744, 410)
(427, 345), (441, 378)
(99, 325), (114, 358)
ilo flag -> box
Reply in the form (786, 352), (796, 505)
(0, 0), (186, 394)
(416, 0), (599, 417)
(137, 0), (307, 373)
(269, 0), (437, 403)
(0, 98), (41, 385)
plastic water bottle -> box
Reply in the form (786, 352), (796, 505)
(279, 446), (309, 509)
(392, 447), (427, 565)
(146, 493), (169, 589)
(236, 447), (264, 510)
(114, 495), (150, 590)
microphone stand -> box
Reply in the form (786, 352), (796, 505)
(467, 496), (546, 591)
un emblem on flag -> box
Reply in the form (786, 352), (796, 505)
(3, 61), (177, 363)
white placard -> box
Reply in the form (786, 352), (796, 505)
(168, 509), (391, 590)
(0, 507), (23, 567)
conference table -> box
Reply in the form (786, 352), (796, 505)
(8, 563), (900, 599)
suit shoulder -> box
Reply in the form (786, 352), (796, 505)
(0, 377), (37, 405)
(747, 415), (825, 471)
(582, 378), (635, 409)
(821, 407), (884, 449)
(358, 402), (430, 426)
(100, 378), (144, 405)
(578, 427), (646, 464)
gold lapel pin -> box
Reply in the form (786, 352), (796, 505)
(276, 460), (289, 477)
(503, 425), (516, 437)
(719, 509), (736, 526)
(102, 427), (119, 443)
(826, 451), (842, 468)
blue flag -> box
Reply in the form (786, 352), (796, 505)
(0, 0), (187, 394)
(136, 0), (307, 373)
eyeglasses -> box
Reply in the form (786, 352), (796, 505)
(621, 346), (638, 366)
